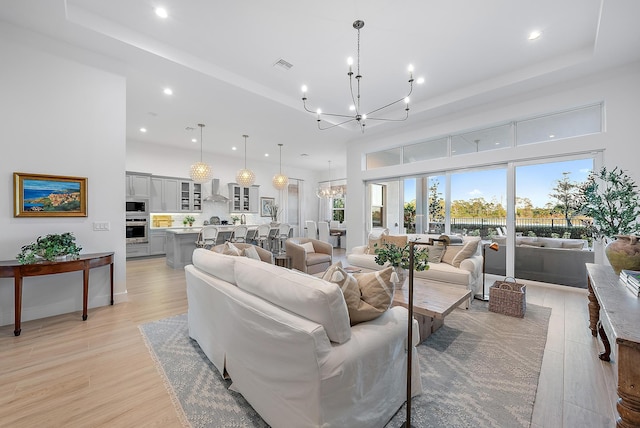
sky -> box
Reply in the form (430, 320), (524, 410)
(404, 158), (593, 208)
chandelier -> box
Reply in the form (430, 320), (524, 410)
(316, 161), (344, 199)
(189, 123), (213, 184)
(301, 20), (422, 133)
(272, 143), (289, 190)
(236, 134), (256, 187)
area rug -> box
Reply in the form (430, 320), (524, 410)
(139, 302), (551, 428)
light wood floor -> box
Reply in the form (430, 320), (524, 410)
(0, 251), (617, 427)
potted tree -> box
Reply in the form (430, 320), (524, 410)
(17, 232), (82, 264)
(580, 166), (640, 273)
(373, 242), (429, 288)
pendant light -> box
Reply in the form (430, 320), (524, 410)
(272, 143), (289, 190)
(236, 134), (256, 187)
(189, 123), (212, 184)
(316, 160), (344, 199)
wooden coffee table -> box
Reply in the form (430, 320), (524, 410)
(392, 280), (472, 342)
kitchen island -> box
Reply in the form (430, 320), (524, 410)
(164, 225), (248, 269)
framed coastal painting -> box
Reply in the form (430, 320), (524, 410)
(260, 197), (275, 217)
(13, 172), (88, 217)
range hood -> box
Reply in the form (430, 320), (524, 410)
(204, 179), (229, 202)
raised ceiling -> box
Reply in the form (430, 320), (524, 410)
(1, 0), (639, 170)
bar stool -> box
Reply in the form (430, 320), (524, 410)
(230, 225), (249, 243)
(276, 223), (291, 254)
(195, 226), (218, 249)
(255, 224), (271, 251)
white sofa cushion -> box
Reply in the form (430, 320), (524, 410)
(234, 257), (352, 344)
(192, 248), (237, 285)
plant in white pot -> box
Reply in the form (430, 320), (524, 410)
(17, 232), (82, 264)
(580, 166), (640, 273)
(373, 242), (429, 287)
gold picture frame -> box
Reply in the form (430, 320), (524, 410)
(13, 172), (88, 217)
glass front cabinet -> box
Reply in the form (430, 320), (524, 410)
(228, 183), (259, 212)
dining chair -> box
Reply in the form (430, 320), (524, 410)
(267, 226), (280, 253)
(231, 225), (249, 243)
(305, 220), (318, 240)
(195, 226), (219, 250)
(318, 221), (330, 243)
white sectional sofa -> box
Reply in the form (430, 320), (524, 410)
(185, 248), (422, 428)
(347, 233), (483, 302)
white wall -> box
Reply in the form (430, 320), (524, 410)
(126, 140), (322, 234)
(346, 62), (640, 251)
(0, 37), (126, 326)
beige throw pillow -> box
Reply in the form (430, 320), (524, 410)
(323, 264), (394, 325)
(382, 235), (408, 248)
(300, 241), (315, 253)
(451, 237), (480, 267)
(221, 241), (243, 256)
(365, 229), (389, 254)
(441, 245), (462, 265)
(425, 244), (445, 263)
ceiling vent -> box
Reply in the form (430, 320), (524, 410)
(273, 58), (293, 70)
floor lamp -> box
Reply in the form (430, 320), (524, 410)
(402, 240), (428, 428)
(477, 241), (500, 301)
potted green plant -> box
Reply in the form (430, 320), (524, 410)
(17, 232), (82, 264)
(580, 166), (640, 273)
(183, 215), (196, 227)
(374, 242), (429, 287)
(231, 215), (240, 225)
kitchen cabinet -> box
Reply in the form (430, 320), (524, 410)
(126, 172), (151, 198)
(148, 230), (167, 255)
(228, 183), (259, 212)
(179, 181), (203, 212)
(126, 243), (149, 258)
(150, 177), (179, 212)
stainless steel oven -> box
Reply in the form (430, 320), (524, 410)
(126, 218), (148, 244)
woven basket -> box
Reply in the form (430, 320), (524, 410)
(488, 277), (526, 318)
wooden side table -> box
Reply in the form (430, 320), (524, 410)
(274, 254), (291, 269)
(0, 252), (114, 336)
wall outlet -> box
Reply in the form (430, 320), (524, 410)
(93, 221), (110, 231)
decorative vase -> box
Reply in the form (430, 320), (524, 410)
(604, 235), (640, 275)
(391, 266), (409, 289)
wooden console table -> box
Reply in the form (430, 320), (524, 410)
(587, 263), (640, 427)
(0, 252), (114, 336)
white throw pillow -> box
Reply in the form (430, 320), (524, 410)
(300, 241), (315, 253)
(243, 245), (261, 260)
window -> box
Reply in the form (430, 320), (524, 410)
(371, 184), (385, 227)
(451, 124), (512, 156)
(365, 104), (603, 170)
(516, 104), (602, 146)
(332, 197), (345, 222)
(403, 137), (448, 163)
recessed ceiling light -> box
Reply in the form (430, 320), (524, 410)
(140, 127), (147, 133)
(528, 30), (542, 40)
(155, 7), (168, 19)
(549, 134), (555, 138)
(417, 77), (425, 84)
(191, 138), (197, 143)
(232, 147), (237, 151)
(264, 153), (269, 157)
(163, 87), (173, 95)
